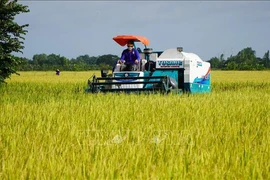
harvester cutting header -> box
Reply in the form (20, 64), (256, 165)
(86, 35), (211, 94)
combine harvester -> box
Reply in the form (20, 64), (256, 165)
(86, 35), (211, 94)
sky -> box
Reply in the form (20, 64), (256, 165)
(15, 1), (270, 61)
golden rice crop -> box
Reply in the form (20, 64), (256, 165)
(0, 71), (269, 179)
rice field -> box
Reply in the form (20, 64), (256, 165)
(0, 71), (269, 179)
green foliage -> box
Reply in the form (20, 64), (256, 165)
(96, 54), (119, 69)
(263, 50), (270, 68)
(209, 47), (269, 70)
(0, 0), (29, 83)
(75, 54), (97, 65)
(17, 53), (120, 71)
(208, 57), (221, 69)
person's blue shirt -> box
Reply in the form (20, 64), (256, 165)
(120, 48), (140, 64)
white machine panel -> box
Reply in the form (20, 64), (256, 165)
(112, 72), (145, 89)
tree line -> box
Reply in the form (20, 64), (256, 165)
(17, 54), (119, 71)
(208, 47), (270, 70)
(17, 47), (270, 71)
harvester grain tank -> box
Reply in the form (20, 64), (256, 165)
(86, 35), (211, 94)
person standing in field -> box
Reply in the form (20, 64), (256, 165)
(56, 69), (60, 75)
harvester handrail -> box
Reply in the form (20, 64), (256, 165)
(92, 81), (164, 85)
(95, 76), (167, 80)
(93, 88), (165, 93)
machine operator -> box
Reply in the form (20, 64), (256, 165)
(118, 41), (141, 71)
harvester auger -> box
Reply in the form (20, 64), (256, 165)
(86, 35), (211, 94)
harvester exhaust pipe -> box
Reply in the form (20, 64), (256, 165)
(143, 48), (153, 72)
(143, 48), (153, 60)
(177, 47), (183, 52)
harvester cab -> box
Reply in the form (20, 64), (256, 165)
(86, 35), (211, 94)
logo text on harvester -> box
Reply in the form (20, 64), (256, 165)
(158, 61), (183, 67)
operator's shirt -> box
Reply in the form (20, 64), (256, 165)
(120, 48), (141, 64)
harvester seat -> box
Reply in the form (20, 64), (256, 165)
(114, 63), (139, 72)
(113, 58), (146, 72)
